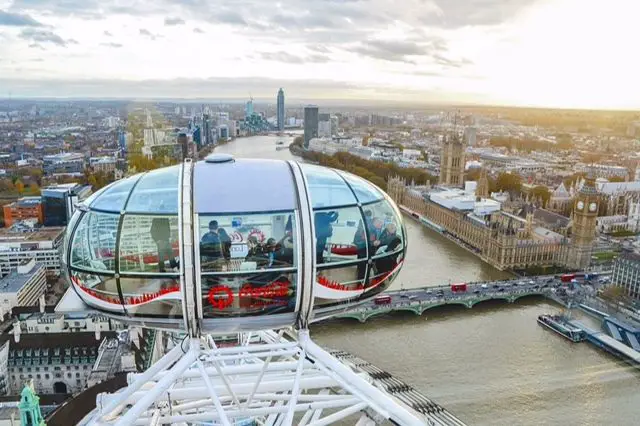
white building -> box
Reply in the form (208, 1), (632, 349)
(0, 228), (64, 278)
(429, 184), (501, 216)
(0, 260), (46, 315)
(103, 117), (119, 129)
(576, 163), (629, 179)
(89, 157), (116, 174)
(402, 149), (421, 161)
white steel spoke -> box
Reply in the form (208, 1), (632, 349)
(84, 330), (461, 426)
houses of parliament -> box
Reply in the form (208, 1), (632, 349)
(387, 136), (599, 272)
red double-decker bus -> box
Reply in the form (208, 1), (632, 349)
(374, 295), (392, 305)
(451, 283), (467, 293)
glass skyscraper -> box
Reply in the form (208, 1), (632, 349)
(277, 88), (285, 131)
(303, 105), (319, 149)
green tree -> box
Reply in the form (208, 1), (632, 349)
(600, 285), (628, 312)
(28, 183), (40, 196)
(15, 179), (24, 195)
(531, 185), (551, 204)
(495, 172), (522, 193)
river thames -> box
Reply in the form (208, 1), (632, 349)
(215, 134), (640, 426)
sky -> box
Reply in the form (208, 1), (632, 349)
(0, 0), (638, 109)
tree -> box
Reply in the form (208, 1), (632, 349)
(531, 185), (551, 205)
(465, 168), (481, 182)
(15, 179), (24, 195)
(87, 175), (98, 189)
(495, 172), (522, 193)
(600, 285), (628, 312)
(28, 183), (40, 196)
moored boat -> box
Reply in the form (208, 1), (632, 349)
(538, 314), (586, 342)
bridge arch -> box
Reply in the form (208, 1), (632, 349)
(511, 293), (546, 303)
(419, 300), (470, 314)
(468, 297), (511, 308)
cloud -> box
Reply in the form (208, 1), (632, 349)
(0, 76), (361, 99)
(431, 53), (473, 68)
(193, 27), (204, 33)
(19, 29), (71, 46)
(101, 42), (123, 48)
(351, 39), (426, 63)
(422, 0), (539, 28)
(164, 17), (185, 26)
(0, 10), (43, 27)
(139, 28), (159, 39)
(259, 51), (331, 64)
(211, 11), (247, 26)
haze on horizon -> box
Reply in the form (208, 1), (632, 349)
(0, 0), (638, 110)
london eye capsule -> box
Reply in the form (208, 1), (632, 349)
(62, 155), (406, 333)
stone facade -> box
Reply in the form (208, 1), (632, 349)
(438, 135), (465, 187)
(388, 177), (596, 271)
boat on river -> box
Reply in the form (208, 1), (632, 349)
(538, 314), (586, 342)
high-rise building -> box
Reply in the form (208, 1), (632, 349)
(42, 183), (92, 227)
(438, 135), (465, 187)
(304, 106), (319, 149)
(612, 250), (640, 299)
(567, 176), (599, 269)
(277, 88), (285, 132)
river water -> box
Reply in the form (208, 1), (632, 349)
(215, 135), (640, 426)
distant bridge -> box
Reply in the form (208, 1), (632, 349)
(334, 276), (569, 323)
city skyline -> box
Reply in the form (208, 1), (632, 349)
(0, 0), (638, 109)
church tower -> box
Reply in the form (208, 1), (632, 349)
(566, 176), (599, 270)
(476, 168), (489, 200)
(439, 134), (465, 187)
(19, 383), (45, 426)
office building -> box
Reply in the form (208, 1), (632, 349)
(0, 259), (46, 314)
(318, 113), (331, 138)
(303, 106), (319, 149)
(0, 226), (64, 278)
(42, 183), (92, 227)
(89, 157), (116, 174)
(613, 251), (640, 300)
(42, 153), (85, 176)
(277, 88), (285, 131)
(3, 198), (43, 228)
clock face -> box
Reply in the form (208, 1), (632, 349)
(577, 201), (584, 210)
(589, 202), (597, 212)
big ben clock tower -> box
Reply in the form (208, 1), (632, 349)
(567, 176), (599, 270)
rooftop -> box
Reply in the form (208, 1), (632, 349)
(0, 227), (64, 242)
(0, 262), (43, 294)
(0, 331), (116, 350)
(11, 197), (42, 208)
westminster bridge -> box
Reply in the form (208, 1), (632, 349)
(333, 275), (577, 323)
